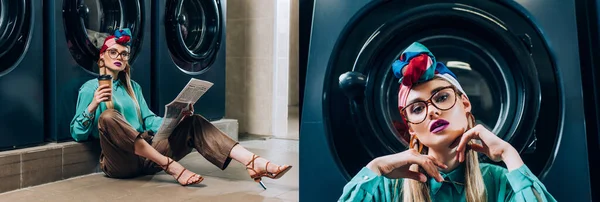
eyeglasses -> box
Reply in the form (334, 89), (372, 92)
(106, 49), (130, 60)
(400, 86), (459, 124)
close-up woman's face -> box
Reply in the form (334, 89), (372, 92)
(404, 78), (472, 151)
(100, 44), (130, 72)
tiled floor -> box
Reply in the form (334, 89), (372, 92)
(0, 139), (299, 202)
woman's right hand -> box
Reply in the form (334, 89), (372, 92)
(367, 149), (447, 183)
(94, 84), (112, 105)
(88, 84), (112, 113)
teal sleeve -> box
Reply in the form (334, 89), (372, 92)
(133, 82), (163, 133)
(69, 85), (97, 142)
(338, 167), (401, 202)
(503, 165), (557, 202)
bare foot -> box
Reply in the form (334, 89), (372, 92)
(161, 158), (203, 185)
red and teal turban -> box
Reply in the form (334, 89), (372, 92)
(99, 28), (132, 54)
(392, 42), (468, 109)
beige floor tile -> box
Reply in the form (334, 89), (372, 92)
(276, 190), (299, 202)
(0, 189), (36, 201)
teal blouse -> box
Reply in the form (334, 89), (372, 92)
(70, 78), (163, 141)
(339, 163), (556, 202)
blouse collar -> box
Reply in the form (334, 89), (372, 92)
(429, 162), (466, 195)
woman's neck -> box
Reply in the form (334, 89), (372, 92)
(428, 147), (461, 173)
(104, 69), (120, 81)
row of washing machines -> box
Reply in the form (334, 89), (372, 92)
(0, 0), (226, 149)
(300, 0), (600, 201)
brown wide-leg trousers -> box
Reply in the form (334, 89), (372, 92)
(97, 109), (238, 178)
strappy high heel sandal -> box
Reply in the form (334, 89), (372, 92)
(159, 157), (204, 186)
(245, 154), (292, 190)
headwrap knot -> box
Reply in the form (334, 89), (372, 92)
(99, 28), (133, 54)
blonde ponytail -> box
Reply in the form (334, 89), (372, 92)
(464, 112), (487, 202)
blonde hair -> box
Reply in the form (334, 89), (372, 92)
(98, 58), (144, 125)
(397, 79), (486, 202)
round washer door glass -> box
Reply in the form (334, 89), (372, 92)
(326, 1), (560, 180)
(63, 0), (143, 73)
(0, 0), (31, 75)
(165, 0), (222, 74)
(382, 36), (514, 145)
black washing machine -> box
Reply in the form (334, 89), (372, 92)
(300, 0), (592, 201)
(151, 0), (226, 120)
(46, 0), (152, 141)
(299, 0), (314, 121)
(576, 0), (600, 201)
(0, 0), (44, 149)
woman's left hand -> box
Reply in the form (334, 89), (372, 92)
(181, 103), (194, 117)
(456, 124), (525, 171)
(179, 103), (194, 123)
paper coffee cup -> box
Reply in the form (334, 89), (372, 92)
(98, 75), (113, 101)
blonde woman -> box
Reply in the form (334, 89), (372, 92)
(70, 29), (291, 187)
(338, 42), (556, 202)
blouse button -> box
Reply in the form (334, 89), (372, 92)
(363, 176), (369, 180)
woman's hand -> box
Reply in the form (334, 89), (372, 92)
(87, 84), (112, 113)
(181, 103), (194, 116)
(179, 103), (194, 123)
(456, 124), (524, 171)
(367, 149), (447, 183)
(94, 84), (112, 104)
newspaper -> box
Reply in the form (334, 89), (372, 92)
(153, 78), (213, 141)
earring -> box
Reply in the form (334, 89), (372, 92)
(409, 135), (424, 153)
(98, 59), (105, 67)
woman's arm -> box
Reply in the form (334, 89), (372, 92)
(485, 163), (557, 202)
(503, 165), (557, 202)
(456, 125), (557, 202)
(500, 149), (556, 202)
(70, 85), (98, 141)
(339, 166), (400, 202)
(339, 150), (446, 202)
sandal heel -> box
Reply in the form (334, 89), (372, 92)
(255, 178), (267, 190)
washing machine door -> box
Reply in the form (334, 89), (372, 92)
(164, 0), (223, 74)
(0, 0), (30, 75)
(62, 0), (144, 73)
(328, 0), (560, 180)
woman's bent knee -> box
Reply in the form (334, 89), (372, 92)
(98, 109), (120, 126)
